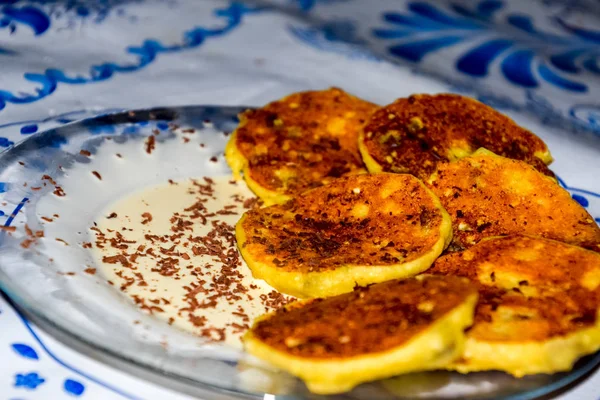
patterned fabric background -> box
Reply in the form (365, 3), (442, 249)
(0, 0), (599, 398)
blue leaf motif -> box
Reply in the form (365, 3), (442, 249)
(538, 64), (587, 92)
(11, 343), (39, 360)
(1, 6), (50, 35)
(0, 137), (14, 147)
(64, 379), (85, 396)
(373, 0), (598, 95)
(456, 38), (513, 77)
(20, 124), (38, 134)
(572, 194), (589, 208)
(501, 49), (538, 88)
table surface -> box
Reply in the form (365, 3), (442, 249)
(1, 0), (600, 399)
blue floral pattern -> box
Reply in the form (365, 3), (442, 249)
(14, 372), (45, 390)
(2, 291), (138, 399)
(372, 1), (598, 92)
(12, 343), (39, 360)
(64, 379), (86, 396)
(0, 5), (50, 36)
(0, 2), (263, 113)
(286, 0), (600, 136)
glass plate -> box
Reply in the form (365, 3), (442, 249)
(0, 106), (599, 400)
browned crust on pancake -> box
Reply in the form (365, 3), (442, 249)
(426, 154), (600, 251)
(429, 236), (600, 342)
(239, 174), (447, 273)
(234, 88), (377, 195)
(250, 275), (477, 358)
(360, 94), (553, 179)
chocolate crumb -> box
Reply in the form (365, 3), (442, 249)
(53, 186), (66, 197)
(141, 212), (153, 225)
(21, 238), (35, 248)
(145, 135), (156, 154)
(92, 171), (102, 180)
(93, 178), (287, 341)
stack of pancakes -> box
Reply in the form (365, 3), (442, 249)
(225, 88), (600, 394)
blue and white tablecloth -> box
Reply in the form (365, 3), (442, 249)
(1, 0), (600, 398)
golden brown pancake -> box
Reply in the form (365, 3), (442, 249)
(358, 94), (553, 179)
(236, 173), (452, 298)
(429, 235), (600, 376)
(226, 88), (377, 205)
(243, 275), (478, 394)
(426, 150), (600, 252)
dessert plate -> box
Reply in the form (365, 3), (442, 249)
(0, 105), (599, 400)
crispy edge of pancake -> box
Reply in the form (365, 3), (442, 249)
(426, 148), (595, 251)
(434, 235), (600, 376)
(432, 147), (558, 185)
(357, 94), (554, 175)
(452, 313), (600, 376)
(235, 176), (453, 298)
(243, 277), (478, 394)
(225, 129), (291, 206)
(225, 89), (375, 206)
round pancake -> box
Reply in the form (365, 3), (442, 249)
(243, 275), (478, 394)
(358, 94), (553, 179)
(225, 88), (378, 205)
(426, 150), (600, 252)
(429, 235), (600, 376)
(236, 173), (452, 298)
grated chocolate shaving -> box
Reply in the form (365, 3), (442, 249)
(91, 177), (293, 343)
(145, 135), (156, 154)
